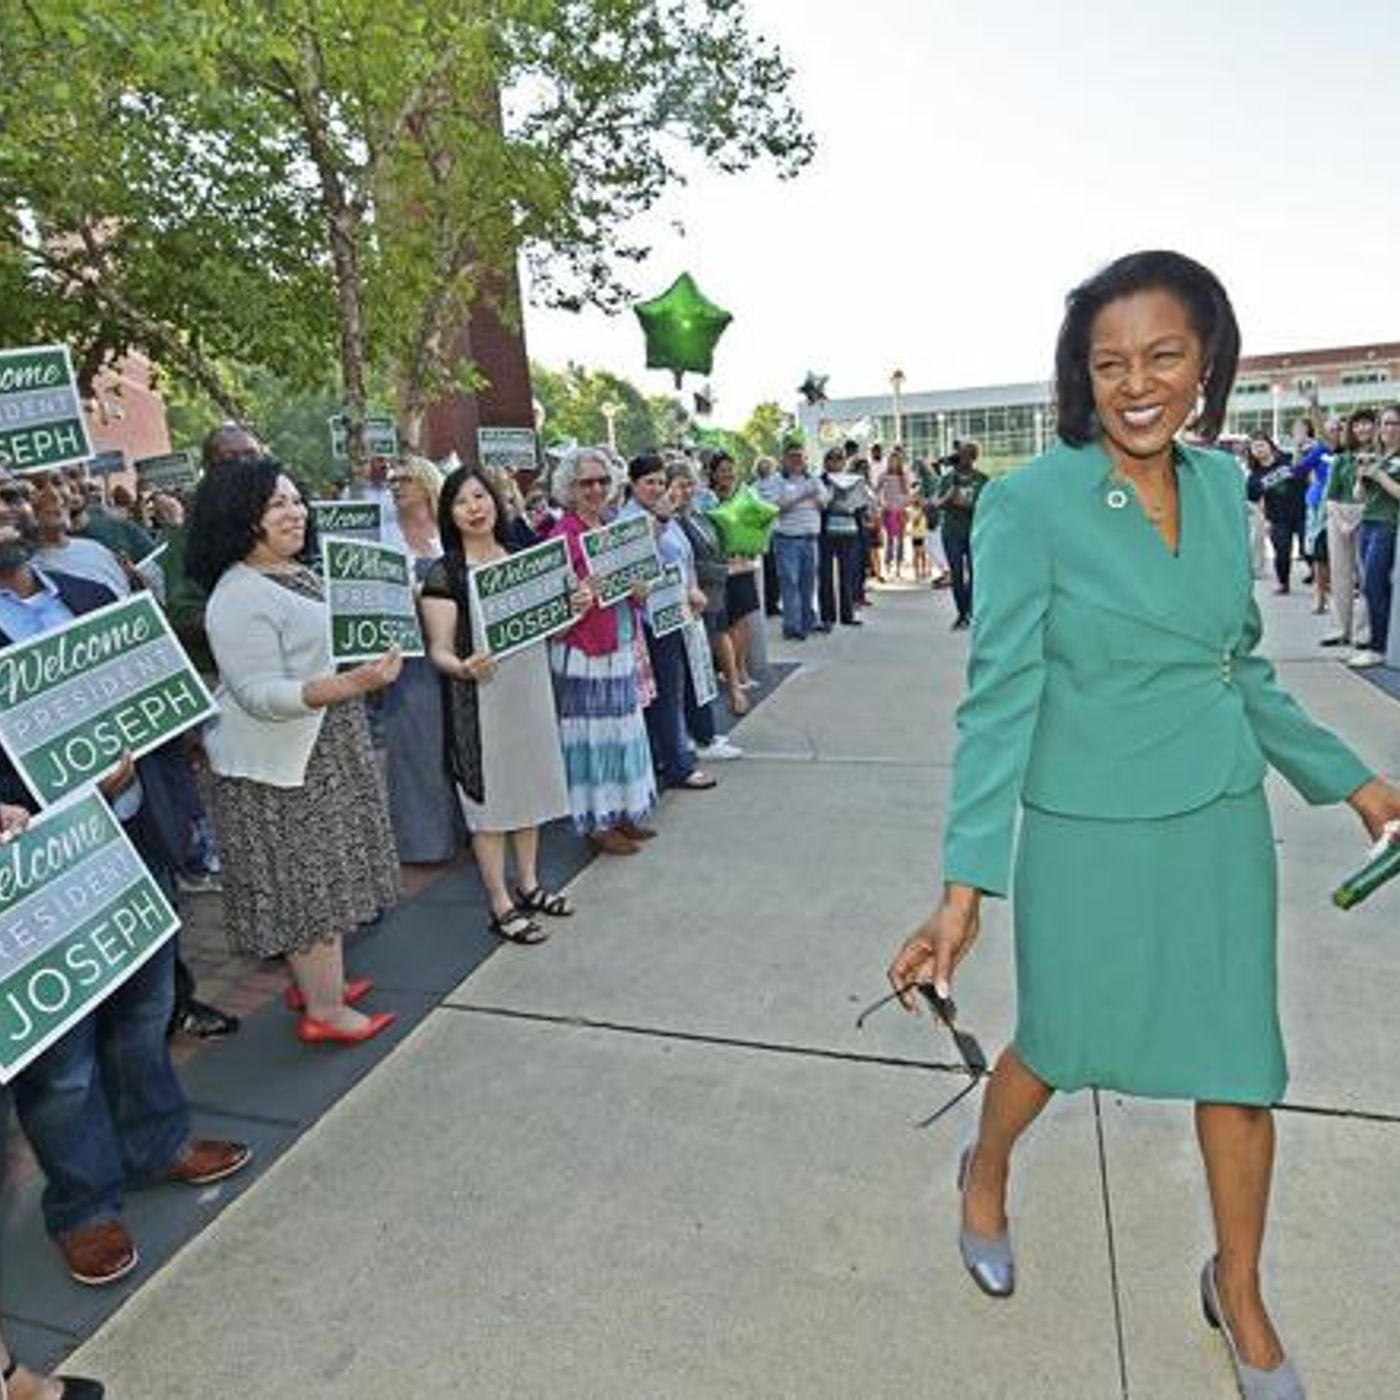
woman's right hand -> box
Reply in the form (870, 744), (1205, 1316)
(348, 647), (403, 695)
(887, 887), (981, 1008)
(459, 650), (497, 683)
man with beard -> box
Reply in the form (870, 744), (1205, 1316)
(0, 468), (250, 1287)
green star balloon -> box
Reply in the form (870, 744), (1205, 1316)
(633, 273), (733, 387)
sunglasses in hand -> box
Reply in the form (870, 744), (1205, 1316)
(856, 982), (989, 1128)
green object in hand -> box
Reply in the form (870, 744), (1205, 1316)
(1332, 838), (1400, 910)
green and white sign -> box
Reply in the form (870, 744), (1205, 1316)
(683, 618), (718, 708)
(328, 413), (399, 462)
(135, 450), (197, 492)
(323, 537), (425, 665)
(0, 345), (93, 474)
(467, 537), (577, 661)
(478, 426), (539, 474)
(645, 562), (688, 637)
(0, 790), (179, 1083)
(310, 499), (383, 545)
(579, 514), (662, 606)
(0, 593), (215, 806)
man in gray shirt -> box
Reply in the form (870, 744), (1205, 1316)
(772, 441), (830, 640)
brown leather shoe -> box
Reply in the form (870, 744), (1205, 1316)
(167, 1138), (252, 1186)
(617, 820), (657, 841)
(588, 829), (640, 856)
(59, 1218), (139, 1287)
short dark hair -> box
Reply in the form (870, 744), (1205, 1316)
(628, 450), (666, 482)
(1054, 250), (1241, 446)
(437, 464), (511, 554)
(186, 456), (289, 592)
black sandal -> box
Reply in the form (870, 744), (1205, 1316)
(488, 907), (549, 944)
(3, 1358), (105, 1399)
(514, 886), (575, 918)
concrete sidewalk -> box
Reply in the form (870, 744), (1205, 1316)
(67, 580), (1400, 1398)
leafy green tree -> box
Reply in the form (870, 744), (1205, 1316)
(741, 401), (788, 462)
(0, 1), (813, 463)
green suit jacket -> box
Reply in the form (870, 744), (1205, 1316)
(942, 439), (1373, 897)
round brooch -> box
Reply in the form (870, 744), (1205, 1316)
(1105, 488), (1129, 510)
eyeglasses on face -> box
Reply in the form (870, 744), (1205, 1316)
(576, 476), (610, 489)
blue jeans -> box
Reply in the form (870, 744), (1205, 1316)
(774, 533), (818, 638)
(1359, 520), (1397, 654)
(643, 626), (696, 786)
(12, 940), (188, 1237)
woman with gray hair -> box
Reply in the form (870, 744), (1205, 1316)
(546, 448), (658, 855)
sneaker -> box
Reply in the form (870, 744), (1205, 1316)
(176, 869), (223, 894)
(1319, 635), (1350, 647)
(170, 999), (241, 1040)
(1347, 649), (1384, 669)
(739, 677), (761, 690)
(696, 738), (744, 761)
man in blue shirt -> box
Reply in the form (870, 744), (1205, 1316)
(0, 469), (250, 1288)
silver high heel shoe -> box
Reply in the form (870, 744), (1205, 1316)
(957, 1145), (1015, 1298)
(1199, 1257), (1305, 1399)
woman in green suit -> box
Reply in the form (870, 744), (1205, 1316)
(889, 251), (1400, 1400)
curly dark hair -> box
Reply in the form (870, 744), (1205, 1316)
(186, 457), (297, 592)
(437, 465), (511, 556)
(1054, 250), (1241, 447)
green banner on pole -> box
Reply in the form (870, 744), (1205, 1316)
(0, 345), (93, 474)
(579, 514), (662, 606)
(467, 537), (577, 660)
(323, 537), (425, 665)
(0, 593), (216, 806)
(0, 790), (180, 1083)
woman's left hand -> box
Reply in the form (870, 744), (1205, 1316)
(687, 587), (708, 613)
(569, 583), (595, 615)
(0, 803), (30, 841)
(1348, 777), (1400, 842)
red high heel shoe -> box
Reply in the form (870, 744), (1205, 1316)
(296, 1011), (397, 1046)
(283, 976), (375, 1013)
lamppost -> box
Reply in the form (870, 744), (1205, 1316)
(890, 368), (906, 448)
(600, 401), (621, 453)
(1033, 406), (1045, 457)
(936, 410), (947, 458)
(1270, 382), (1282, 443)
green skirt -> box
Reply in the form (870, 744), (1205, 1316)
(1012, 785), (1284, 1105)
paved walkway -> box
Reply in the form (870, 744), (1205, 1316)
(43, 579), (1400, 1396)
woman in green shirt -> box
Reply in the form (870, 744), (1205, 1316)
(1349, 405), (1400, 668)
(888, 251), (1400, 1399)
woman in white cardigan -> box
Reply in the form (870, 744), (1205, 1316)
(187, 460), (403, 1046)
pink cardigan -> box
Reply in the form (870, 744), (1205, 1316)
(550, 512), (633, 657)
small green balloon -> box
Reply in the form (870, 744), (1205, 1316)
(634, 273), (734, 387)
(707, 485), (778, 556)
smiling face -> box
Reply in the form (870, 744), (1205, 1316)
(630, 468), (668, 514)
(255, 475), (307, 562)
(1381, 408), (1400, 454)
(31, 472), (70, 539)
(450, 475), (499, 544)
(668, 473), (694, 513)
(0, 474), (37, 568)
(1088, 288), (1205, 471)
(711, 459), (736, 499)
(1248, 436), (1275, 466)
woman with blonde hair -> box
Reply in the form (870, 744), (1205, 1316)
(378, 455), (467, 862)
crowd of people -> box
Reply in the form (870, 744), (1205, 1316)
(1237, 407), (1400, 669)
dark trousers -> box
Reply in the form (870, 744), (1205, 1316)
(13, 940), (188, 1237)
(944, 528), (974, 621)
(1268, 516), (1304, 588)
(643, 626), (696, 786)
(762, 546), (781, 616)
(1359, 521), (1397, 654)
(818, 531), (861, 624)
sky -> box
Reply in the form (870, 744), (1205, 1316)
(521, 0), (1400, 429)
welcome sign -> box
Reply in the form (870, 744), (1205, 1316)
(0, 344), (93, 474)
(579, 514), (662, 606)
(0, 790), (180, 1083)
(468, 538), (577, 660)
(323, 537), (425, 665)
(310, 499), (382, 545)
(645, 563), (688, 637)
(0, 593), (216, 805)
(683, 618), (718, 708)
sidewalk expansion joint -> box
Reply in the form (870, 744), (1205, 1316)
(1272, 1098), (1400, 1126)
(732, 750), (952, 769)
(446, 1001), (976, 1078)
(1093, 1089), (1132, 1400)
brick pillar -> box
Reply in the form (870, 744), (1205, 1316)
(422, 277), (535, 469)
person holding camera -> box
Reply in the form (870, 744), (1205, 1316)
(933, 441), (989, 629)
